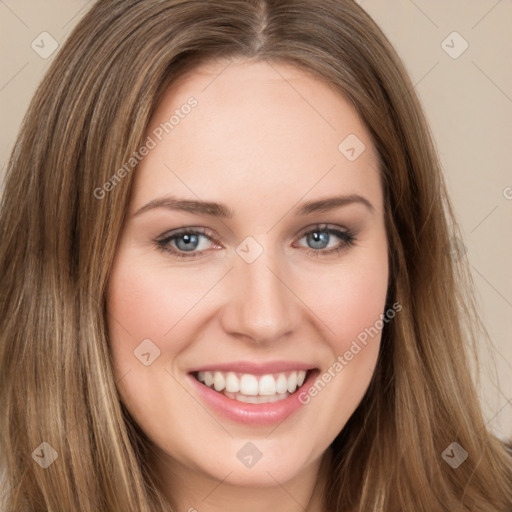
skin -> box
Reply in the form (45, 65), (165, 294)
(106, 58), (389, 512)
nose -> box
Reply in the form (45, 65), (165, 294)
(219, 250), (301, 344)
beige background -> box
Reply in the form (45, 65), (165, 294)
(1, 0), (511, 440)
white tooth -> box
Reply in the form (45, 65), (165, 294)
(240, 374), (259, 395)
(287, 371), (298, 393)
(223, 390), (290, 404)
(276, 373), (288, 394)
(248, 395), (267, 404)
(259, 374), (277, 396)
(246, 393), (288, 404)
(204, 371), (214, 387)
(213, 371), (226, 392)
(225, 372), (240, 393)
(203, 370), (307, 398)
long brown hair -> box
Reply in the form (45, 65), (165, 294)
(1, 0), (510, 510)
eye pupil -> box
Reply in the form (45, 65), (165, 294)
(176, 234), (199, 251)
(307, 231), (329, 249)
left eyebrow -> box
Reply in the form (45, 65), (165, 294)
(296, 194), (375, 215)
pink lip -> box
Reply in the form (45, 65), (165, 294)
(188, 360), (315, 375)
(187, 368), (319, 426)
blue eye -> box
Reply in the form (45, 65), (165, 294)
(297, 225), (357, 256)
(157, 228), (215, 258)
(155, 224), (357, 259)
(306, 230), (330, 249)
(174, 233), (200, 251)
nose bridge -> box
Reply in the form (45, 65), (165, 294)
(221, 246), (299, 343)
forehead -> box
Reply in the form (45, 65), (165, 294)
(132, 58), (382, 214)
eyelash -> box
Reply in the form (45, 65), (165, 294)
(155, 224), (357, 259)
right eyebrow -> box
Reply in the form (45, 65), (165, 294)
(133, 196), (235, 218)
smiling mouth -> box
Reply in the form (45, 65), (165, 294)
(192, 369), (314, 404)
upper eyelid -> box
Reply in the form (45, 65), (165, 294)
(158, 226), (216, 241)
(158, 224), (355, 251)
(159, 224), (352, 240)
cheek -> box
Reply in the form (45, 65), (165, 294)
(330, 270), (387, 352)
(105, 256), (218, 445)
(301, 253), (389, 357)
(106, 255), (222, 366)
(294, 257), (389, 432)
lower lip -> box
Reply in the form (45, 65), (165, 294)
(187, 370), (319, 426)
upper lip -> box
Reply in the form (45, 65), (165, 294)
(188, 361), (317, 375)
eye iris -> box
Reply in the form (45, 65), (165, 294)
(175, 234), (199, 251)
(307, 231), (329, 249)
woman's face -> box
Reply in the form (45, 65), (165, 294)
(107, 58), (389, 490)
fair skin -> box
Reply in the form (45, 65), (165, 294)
(107, 58), (389, 512)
